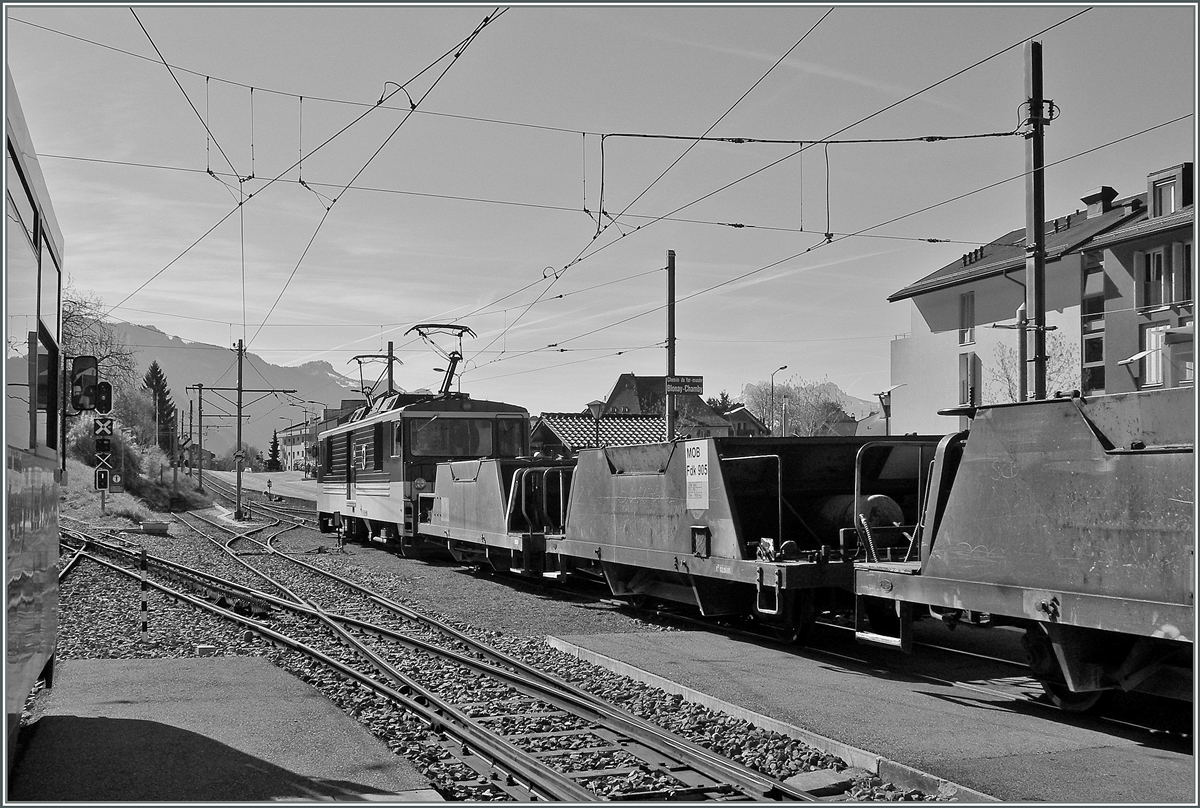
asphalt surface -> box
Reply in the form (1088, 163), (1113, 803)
(7, 657), (440, 802)
(548, 630), (1194, 803)
(204, 469), (321, 503)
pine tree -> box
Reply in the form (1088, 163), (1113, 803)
(142, 361), (177, 453)
(268, 430), (281, 472)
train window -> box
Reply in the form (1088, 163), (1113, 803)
(392, 421), (402, 457)
(373, 422), (384, 470)
(410, 417), (494, 457)
(6, 176), (38, 358)
(7, 143), (36, 244)
(497, 418), (524, 457)
(34, 328), (58, 450)
(39, 234), (61, 344)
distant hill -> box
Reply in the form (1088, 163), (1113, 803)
(112, 323), (359, 456)
(826, 384), (878, 421)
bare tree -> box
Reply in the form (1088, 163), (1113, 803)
(741, 375), (851, 436)
(987, 331), (1081, 403)
(61, 280), (137, 390)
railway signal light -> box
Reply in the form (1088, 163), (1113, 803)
(96, 381), (112, 413)
(95, 468), (109, 491)
(70, 356), (98, 411)
(95, 437), (111, 454)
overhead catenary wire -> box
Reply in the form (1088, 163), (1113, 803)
(245, 7), (506, 348)
(104, 8), (506, 321)
(132, 9), (239, 179)
(37, 151), (990, 246)
(559, 7), (1094, 275)
(472, 12), (833, 368)
(462, 112), (1192, 375)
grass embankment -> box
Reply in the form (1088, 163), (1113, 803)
(61, 457), (212, 529)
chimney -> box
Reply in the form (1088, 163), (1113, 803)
(1080, 186), (1118, 218)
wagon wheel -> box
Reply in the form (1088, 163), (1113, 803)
(1039, 680), (1106, 713)
(1022, 625), (1107, 714)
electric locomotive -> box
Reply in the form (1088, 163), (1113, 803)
(316, 352), (531, 554)
(6, 69), (64, 769)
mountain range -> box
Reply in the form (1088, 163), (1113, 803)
(43, 322), (877, 455)
(113, 323), (362, 456)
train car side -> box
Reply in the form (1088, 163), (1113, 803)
(420, 435), (941, 643)
(855, 386), (1194, 709)
(6, 70), (64, 769)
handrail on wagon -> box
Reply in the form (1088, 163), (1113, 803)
(853, 440), (937, 563)
(723, 454), (782, 554)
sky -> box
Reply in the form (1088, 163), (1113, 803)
(5, 3), (1196, 415)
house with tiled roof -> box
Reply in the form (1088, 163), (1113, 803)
(887, 163), (1194, 434)
(531, 412), (678, 454)
(725, 405), (768, 437)
(603, 373), (732, 438)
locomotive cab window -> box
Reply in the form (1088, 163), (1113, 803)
(497, 418), (525, 458)
(410, 416), (494, 457)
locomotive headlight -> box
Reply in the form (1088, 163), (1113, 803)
(413, 477), (427, 491)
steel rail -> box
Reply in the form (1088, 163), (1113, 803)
(66, 545), (596, 801)
(271, 546), (818, 801)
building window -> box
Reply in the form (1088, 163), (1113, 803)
(1152, 178), (1177, 217)
(1179, 241), (1193, 304)
(1142, 324), (1169, 386)
(1142, 249), (1171, 308)
(958, 352), (980, 405)
(1081, 334), (1105, 394)
(958, 291), (975, 345)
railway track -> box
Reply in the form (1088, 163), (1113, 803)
(60, 518), (824, 801)
(201, 474), (318, 529)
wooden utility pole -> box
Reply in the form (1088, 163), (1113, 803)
(194, 341), (298, 519)
(1024, 40), (1048, 400)
(236, 340), (245, 517)
(665, 249), (676, 443)
(196, 384), (204, 491)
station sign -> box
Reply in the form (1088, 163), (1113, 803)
(665, 375), (704, 395)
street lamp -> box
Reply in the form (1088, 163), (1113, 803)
(874, 384), (905, 436)
(769, 365), (787, 436)
(586, 400), (606, 449)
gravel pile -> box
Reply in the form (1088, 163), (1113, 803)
(48, 514), (946, 801)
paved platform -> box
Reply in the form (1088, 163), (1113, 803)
(7, 657), (440, 802)
(547, 630), (1194, 803)
(202, 469), (320, 504)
